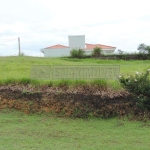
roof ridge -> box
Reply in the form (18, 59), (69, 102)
(86, 43), (116, 48)
(45, 44), (69, 49)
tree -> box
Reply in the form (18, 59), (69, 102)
(70, 48), (85, 58)
(77, 49), (85, 58)
(92, 47), (102, 57)
(138, 43), (150, 54)
(146, 46), (150, 54)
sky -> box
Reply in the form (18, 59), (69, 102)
(0, 0), (150, 56)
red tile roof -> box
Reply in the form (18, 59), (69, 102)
(44, 44), (116, 50)
(85, 43), (116, 50)
(45, 44), (69, 49)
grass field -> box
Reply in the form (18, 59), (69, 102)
(0, 56), (150, 79)
(0, 56), (150, 149)
(0, 109), (150, 150)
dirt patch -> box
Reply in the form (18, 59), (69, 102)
(0, 84), (150, 119)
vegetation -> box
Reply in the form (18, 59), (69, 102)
(0, 56), (150, 79)
(0, 56), (150, 149)
(0, 56), (150, 117)
(0, 78), (121, 91)
(19, 52), (26, 56)
(138, 43), (150, 54)
(91, 53), (150, 60)
(92, 46), (102, 57)
(0, 56), (150, 89)
(70, 48), (85, 58)
(119, 69), (150, 110)
(0, 109), (150, 150)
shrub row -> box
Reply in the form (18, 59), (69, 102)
(70, 48), (150, 60)
(70, 47), (102, 58)
(119, 69), (150, 111)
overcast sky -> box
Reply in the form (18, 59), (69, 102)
(0, 0), (150, 56)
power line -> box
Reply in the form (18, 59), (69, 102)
(0, 45), (17, 48)
(0, 38), (17, 42)
(0, 37), (25, 56)
(0, 44), (8, 46)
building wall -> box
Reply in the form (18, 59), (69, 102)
(102, 49), (116, 54)
(41, 48), (115, 57)
(68, 35), (85, 49)
(85, 48), (115, 55)
(41, 48), (72, 57)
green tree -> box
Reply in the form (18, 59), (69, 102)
(77, 49), (85, 58)
(138, 43), (150, 54)
(146, 46), (150, 54)
(70, 49), (85, 58)
(70, 49), (78, 58)
(92, 47), (102, 57)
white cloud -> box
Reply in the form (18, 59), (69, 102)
(0, 22), (30, 34)
(0, 0), (150, 55)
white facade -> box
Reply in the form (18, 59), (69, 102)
(102, 49), (115, 54)
(84, 49), (115, 56)
(68, 35), (85, 49)
(41, 48), (72, 57)
(41, 35), (116, 57)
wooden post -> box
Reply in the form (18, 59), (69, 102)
(18, 37), (21, 56)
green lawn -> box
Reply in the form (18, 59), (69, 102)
(0, 56), (150, 150)
(0, 109), (150, 150)
(0, 56), (150, 79)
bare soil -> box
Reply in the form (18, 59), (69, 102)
(0, 84), (149, 119)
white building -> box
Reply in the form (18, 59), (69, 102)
(41, 35), (116, 57)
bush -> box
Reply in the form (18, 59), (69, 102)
(70, 49), (85, 58)
(19, 52), (26, 56)
(137, 53), (150, 60)
(78, 49), (85, 58)
(92, 47), (102, 57)
(70, 49), (78, 58)
(118, 69), (150, 110)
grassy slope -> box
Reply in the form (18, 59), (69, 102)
(0, 57), (150, 149)
(0, 110), (150, 150)
(0, 56), (150, 79)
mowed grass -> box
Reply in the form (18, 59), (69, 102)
(0, 109), (150, 150)
(0, 56), (150, 150)
(0, 56), (150, 79)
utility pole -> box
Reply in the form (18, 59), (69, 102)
(18, 37), (21, 56)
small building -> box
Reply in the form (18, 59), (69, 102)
(41, 35), (116, 57)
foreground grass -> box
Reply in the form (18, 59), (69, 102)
(0, 56), (150, 79)
(0, 56), (150, 89)
(0, 110), (150, 150)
